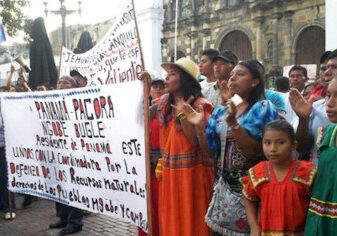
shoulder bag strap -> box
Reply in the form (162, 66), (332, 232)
(219, 121), (228, 175)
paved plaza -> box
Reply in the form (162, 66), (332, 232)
(0, 195), (138, 236)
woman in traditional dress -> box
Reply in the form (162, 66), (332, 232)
(141, 57), (214, 236)
(182, 60), (279, 235)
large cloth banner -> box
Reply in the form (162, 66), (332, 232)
(1, 83), (147, 231)
(60, 2), (142, 86)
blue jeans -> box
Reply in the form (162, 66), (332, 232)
(0, 147), (16, 213)
(55, 202), (83, 226)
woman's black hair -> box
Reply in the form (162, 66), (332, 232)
(263, 120), (295, 143)
(238, 60), (266, 109)
(164, 67), (202, 125)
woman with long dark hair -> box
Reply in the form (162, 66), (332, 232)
(182, 60), (279, 235)
(141, 57), (214, 235)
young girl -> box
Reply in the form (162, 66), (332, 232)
(241, 120), (317, 236)
(305, 77), (337, 235)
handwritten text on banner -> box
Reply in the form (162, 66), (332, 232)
(60, 3), (142, 86)
(1, 83), (147, 230)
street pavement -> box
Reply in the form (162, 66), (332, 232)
(0, 194), (138, 236)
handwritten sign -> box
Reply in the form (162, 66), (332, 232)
(1, 82), (147, 231)
(60, 2), (142, 86)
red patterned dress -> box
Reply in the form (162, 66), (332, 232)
(241, 160), (317, 236)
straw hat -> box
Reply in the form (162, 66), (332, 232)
(161, 57), (198, 82)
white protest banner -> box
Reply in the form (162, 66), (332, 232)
(1, 82), (147, 231)
(60, 1), (142, 86)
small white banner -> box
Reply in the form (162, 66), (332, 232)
(60, 2), (142, 86)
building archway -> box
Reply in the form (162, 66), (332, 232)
(295, 26), (325, 65)
(219, 30), (252, 60)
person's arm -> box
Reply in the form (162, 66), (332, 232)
(17, 76), (31, 92)
(149, 103), (157, 120)
(6, 65), (15, 90)
(296, 116), (314, 154)
(173, 96), (199, 146)
(219, 80), (230, 105)
(23, 82), (32, 92)
(225, 100), (262, 157)
(139, 71), (156, 120)
(244, 199), (261, 236)
(179, 117), (199, 146)
(289, 88), (314, 153)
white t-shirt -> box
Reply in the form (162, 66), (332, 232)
(200, 79), (215, 89)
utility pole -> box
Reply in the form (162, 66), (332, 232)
(43, 0), (82, 47)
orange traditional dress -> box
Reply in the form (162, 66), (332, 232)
(241, 160), (317, 236)
(156, 94), (214, 236)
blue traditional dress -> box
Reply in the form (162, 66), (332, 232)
(206, 100), (279, 235)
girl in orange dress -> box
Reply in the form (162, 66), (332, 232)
(241, 120), (317, 236)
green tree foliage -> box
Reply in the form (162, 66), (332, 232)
(0, 0), (31, 37)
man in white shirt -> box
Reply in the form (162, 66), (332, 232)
(199, 49), (219, 90)
(202, 50), (238, 106)
(290, 49), (337, 164)
(284, 65), (308, 128)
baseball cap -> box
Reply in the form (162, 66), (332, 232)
(151, 78), (164, 85)
(70, 70), (87, 81)
(213, 50), (238, 65)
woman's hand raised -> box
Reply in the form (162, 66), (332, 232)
(220, 80), (230, 105)
(139, 71), (152, 87)
(171, 95), (194, 116)
(181, 103), (205, 127)
(225, 99), (238, 127)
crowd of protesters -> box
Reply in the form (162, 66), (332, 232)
(1, 47), (337, 236)
(139, 48), (337, 236)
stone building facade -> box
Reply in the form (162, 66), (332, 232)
(161, 0), (325, 84)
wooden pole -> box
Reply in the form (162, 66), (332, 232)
(8, 191), (13, 220)
(174, 0), (179, 61)
(131, 0), (152, 235)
